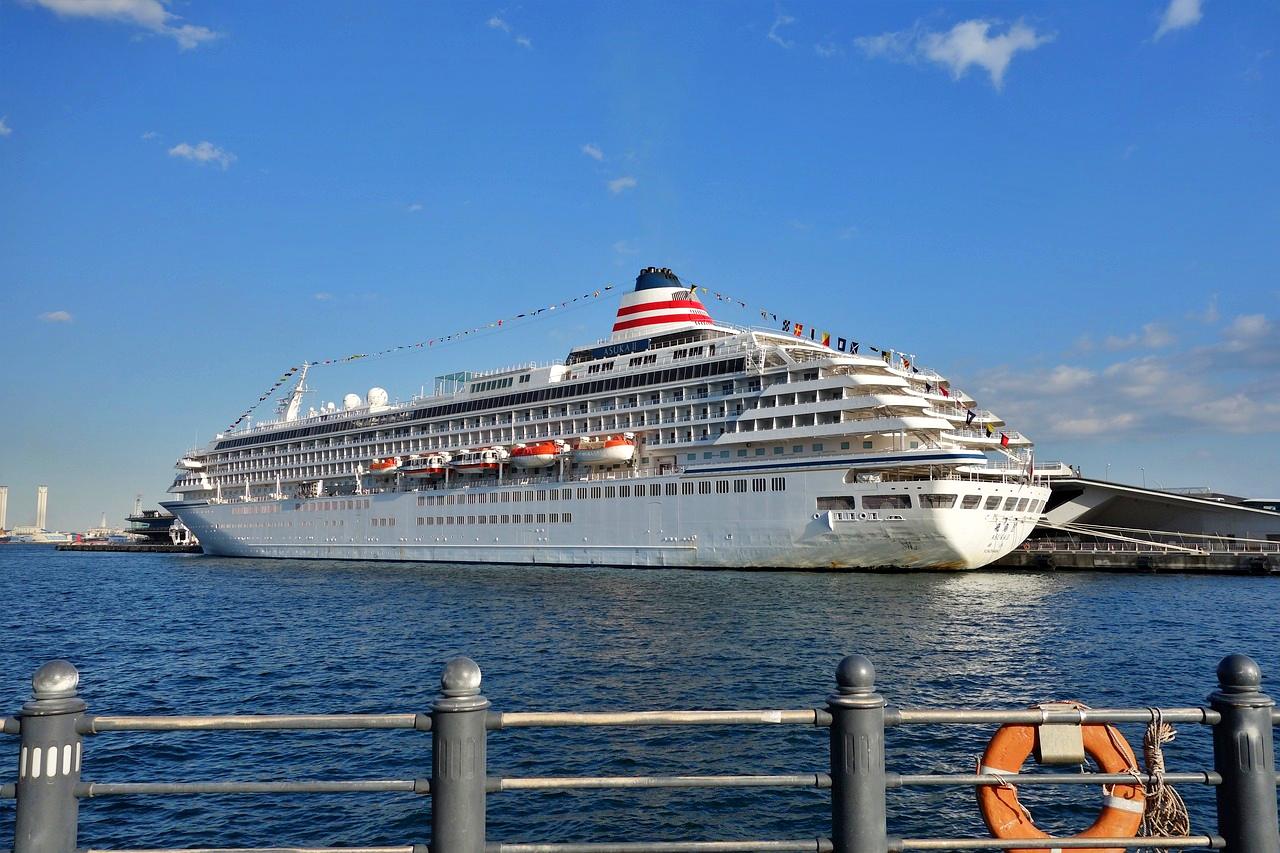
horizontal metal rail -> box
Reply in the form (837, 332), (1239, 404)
(890, 771), (1220, 787)
(79, 780), (427, 797)
(83, 713), (426, 733)
(83, 848), (422, 853)
(493, 774), (830, 792)
(493, 841), (831, 853)
(493, 710), (827, 728)
(888, 707), (1220, 726)
(893, 838), (1223, 850)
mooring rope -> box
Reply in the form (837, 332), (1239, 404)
(1139, 707), (1191, 843)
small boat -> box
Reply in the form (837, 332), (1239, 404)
(177, 457), (204, 470)
(369, 456), (401, 476)
(401, 453), (452, 478)
(573, 433), (636, 465)
(451, 447), (510, 475)
(509, 440), (569, 469)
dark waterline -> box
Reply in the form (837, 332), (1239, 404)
(1, 545), (1276, 848)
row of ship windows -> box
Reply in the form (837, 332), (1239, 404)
(687, 441), (895, 461)
(415, 513), (574, 526)
(817, 495), (1045, 513)
(416, 478), (788, 506)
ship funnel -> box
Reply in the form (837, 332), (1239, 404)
(609, 267), (713, 343)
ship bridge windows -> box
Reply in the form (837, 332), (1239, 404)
(961, 495), (982, 509)
(817, 496), (856, 511)
(920, 494), (957, 509)
(983, 496), (1001, 510)
(1002, 497), (1019, 511)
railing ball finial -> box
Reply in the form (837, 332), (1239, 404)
(835, 654), (875, 696)
(441, 656), (482, 698)
(1217, 653), (1262, 694)
(32, 660), (79, 700)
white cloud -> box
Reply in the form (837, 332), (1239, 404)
(767, 13), (795, 49)
(168, 140), (235, 170)
(488, 13), (531, 48)
(141, 130), (158, 140)
(407, 202), (424, 213)
(0, 117), (11, 137)
(1226, 313), (1270, 340)
(31, 0), (218, 49)
(1155, 0), (1203, 41)
(581, 143), (605, 161)
(612, 240), (639, 255)
(1103, 322), (1175, 350)
(856, 19), (1053, 90)
(313, 292), (334, 302)
(837, 225), (858, 240)
(39, 310), (73, 323)
(814, 41), (841, 58)
(607, 176), (637, 194)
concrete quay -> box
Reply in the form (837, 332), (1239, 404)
(995, 543), (1279, 574)
(56, 543), (202, 554)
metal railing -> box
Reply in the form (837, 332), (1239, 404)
(4, 655), (1278, 853)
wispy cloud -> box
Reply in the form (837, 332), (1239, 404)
(39, 310), (73, 323)
(814, 41), (841, 58)
(1103, 322), (1176, 351)
(141, 130), (158, 140)
(488, 13), (532, 48)
(767, 13), (796, 49)
(168, 140), (235, 170)
(581, 143), (605, 161)
(977, 311), (1280, 440)
(607, 176), (637, 194)
(406, 202), (424, 213)
(0, 117), (11, 137)
(30, 0), (219, 49)
(313, 292), (334, 302)
(1154, 0), (1203, 41)
(856, 18), (1054, 90)
(612, 240), (639, 255)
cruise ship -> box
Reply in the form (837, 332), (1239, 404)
(163, 268), (1050, 569)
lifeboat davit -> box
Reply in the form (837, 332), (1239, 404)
(369, 456), (401, 476)
(510, 440), (568, 469)
(451, 447), (510, 475)
(401, 453), (452, 478)
(573, 433), (636, 465)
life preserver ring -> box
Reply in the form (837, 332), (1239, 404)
(977, 721), (1145, 853)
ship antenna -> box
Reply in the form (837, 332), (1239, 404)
(279, 362), (311, 423)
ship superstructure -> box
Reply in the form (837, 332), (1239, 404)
(163, 268), (1051, 569)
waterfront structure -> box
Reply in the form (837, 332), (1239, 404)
(0, 485), (7, 534)
(35, 485), (47, 532)
(163, 267), (1049, 569)
(5, 655), (1277, 853)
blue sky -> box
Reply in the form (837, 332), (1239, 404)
(1, 0), (1277, 530)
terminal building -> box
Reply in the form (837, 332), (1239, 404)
(997, 477), (1280, 573)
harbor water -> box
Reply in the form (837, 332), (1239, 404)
(1, 544), (1277, 848)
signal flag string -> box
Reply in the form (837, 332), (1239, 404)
(224, 281), (930, 434)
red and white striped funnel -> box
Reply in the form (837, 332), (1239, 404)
(610, 267), (713, 342)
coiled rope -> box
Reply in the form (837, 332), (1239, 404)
(1139, 708), (1191, 843)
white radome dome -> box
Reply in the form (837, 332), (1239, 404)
(367, 387), (389, 407)
(343, 393), (362, 410)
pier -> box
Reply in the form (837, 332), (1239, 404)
(4, 655), (1278, 852)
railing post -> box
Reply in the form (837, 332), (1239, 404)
(1209, 653), (1280, 853)
(828, 654), (888, 853)
(431, 657), (489, 853)
(13, 661), (86, 853)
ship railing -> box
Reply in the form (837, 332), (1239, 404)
(5, 654), (1275, 853)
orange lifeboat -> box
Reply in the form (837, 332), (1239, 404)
(369, 456), (401, 476)
(450, 446), (510, 475)
(573, 433), (636, 465)
(510, 440), (568, 469)
(977, 720), (1145, 853)
(401, 453), (452, 478)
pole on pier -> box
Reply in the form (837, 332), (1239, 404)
(431, 657), (489, 853)
(1210, 654), (1280, 853)
(828, 655), (888, 853)
(13, 661), (85, 853)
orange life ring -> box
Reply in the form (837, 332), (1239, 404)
(977, 721), (1145, 853)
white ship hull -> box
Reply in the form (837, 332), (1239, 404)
(164, 466), (1046, 570)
